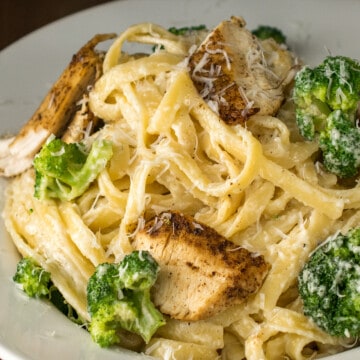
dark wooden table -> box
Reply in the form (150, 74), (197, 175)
(0, 0), (116, 50)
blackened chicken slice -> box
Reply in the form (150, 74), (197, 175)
(0, 33), (115, 177)
(188, 16), (295, 124)
(133, 211), (269, 321)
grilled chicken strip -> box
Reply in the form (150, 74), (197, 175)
(0, 33), (115, 177)
(133, 211), (269, 321)
(188, 16), (295, 124)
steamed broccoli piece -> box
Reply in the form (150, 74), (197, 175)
(87, 250), (165, 348)
(33, 136), (113, 201)
(298, 228), (360, 338)
(168, 24), (207, 36)
(252, 25), (286, 44)
(319, 110), (360, 178)
(13, 257), (84, 324)
(13, 257), (51, 298)
(293, 55), (360, 177)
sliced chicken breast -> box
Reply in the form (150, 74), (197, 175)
(133, 211), (269, 321)
(0, 33), (115, 177)
(188, 16), (295, 124)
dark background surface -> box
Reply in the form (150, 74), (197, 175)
(0, 0), (116, 50)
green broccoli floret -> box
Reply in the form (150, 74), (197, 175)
(298, 228), (360, 338)
(293, 55), (360, 177)
(87, 250), (165, 348)
(252, 25), (287, 44)
(319, 110), (360, 178)
(33, 136), (113, 201)
(168, 24), (207, 36)
(13, 257), (51, 297)
(13, 257), (84, 324)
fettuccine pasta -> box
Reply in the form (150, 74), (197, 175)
(3, 19), (360, 360)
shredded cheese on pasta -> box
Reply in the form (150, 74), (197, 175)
(3, 20), (360, 360)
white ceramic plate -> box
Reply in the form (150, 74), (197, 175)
(0, 0), (359, 359)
